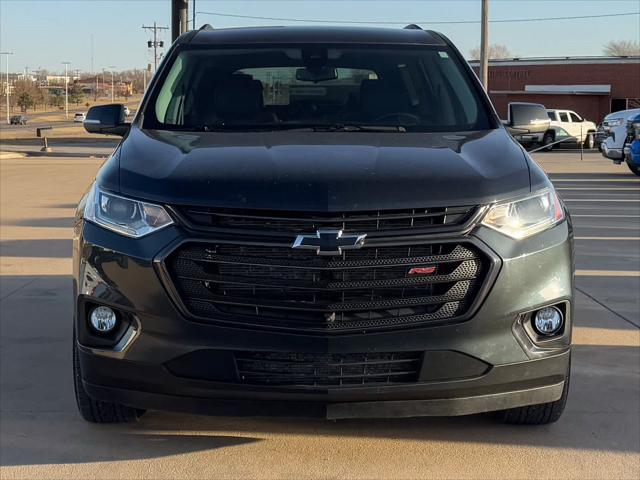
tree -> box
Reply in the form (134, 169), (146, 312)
(469, 44), (513, 60)
(69, 82), (85, 105)
(12, 79), (40, 113)
(603, 40), (640, 56)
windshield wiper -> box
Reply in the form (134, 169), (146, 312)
(312, 124), (407, 133)
(167, 123), (407, 133)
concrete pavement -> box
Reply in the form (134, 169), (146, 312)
(0, 150), (638, 479)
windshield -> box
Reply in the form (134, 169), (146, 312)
(145, 45), (493, 132)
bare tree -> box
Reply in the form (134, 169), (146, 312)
(603, 40), (640, 56)
(469, 44), (513, 60)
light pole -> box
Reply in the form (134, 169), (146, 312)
(479, 0), (490, 90)
(62, 61), (70, 119)
(108, 65), (116, 102)
(1, 51), (14, 125)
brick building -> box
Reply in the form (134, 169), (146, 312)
(470, 56), (640, 123)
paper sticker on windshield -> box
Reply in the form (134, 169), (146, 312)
(438, 51), (449, 59)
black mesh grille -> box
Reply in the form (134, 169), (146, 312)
(165, 241), (489, 331)
(235, 351), (422, 387)
(175, 206), (477, 234)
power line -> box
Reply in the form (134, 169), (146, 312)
(196, 10), (639, 25)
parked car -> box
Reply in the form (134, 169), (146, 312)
(73, 112), (86, 123)
(622, 113), (640, 176)
(601, 108), (640, 162)
(75, 25), (573, 426)
(595, 123), (606, 150)
(9, 114), (27, 125)
(541, 109), (597, 151)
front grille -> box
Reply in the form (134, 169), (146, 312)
(235, 351), (422, 387)
(174, 206), (478, 234)
(165, 240), (490, 332)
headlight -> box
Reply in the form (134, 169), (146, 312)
(606, 118), (623, 127)
(84, 184), (173, 238)
(481, 189), (565, 239)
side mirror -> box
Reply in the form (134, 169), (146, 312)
(84, 104), (130, 136)
(507, 102), (550, 135)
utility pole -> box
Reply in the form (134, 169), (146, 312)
(108, 65), (116, 102)
(193, 0), (196, 29)
(62, 61), (70, 119)
(479, 0), (489, 90)
(1, 52), (14, 124)
(90, 34), (94, 75)
(142, 22), (169, 72)
(171, 0), (189, 41)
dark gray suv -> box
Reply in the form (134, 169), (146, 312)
(73, 25), (573, 425)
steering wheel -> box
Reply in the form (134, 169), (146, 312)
(373, 112), (421, 125)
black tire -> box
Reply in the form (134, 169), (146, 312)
(584, 133), (595, 150)
(73, 333), (144, 423)
(627, 160), (640, 176)
(541, 131), (554, 152)
(498, 356), (570, 425)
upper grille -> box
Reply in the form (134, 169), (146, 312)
(174, 206), (478, 235)
(164, 240), (490, 332)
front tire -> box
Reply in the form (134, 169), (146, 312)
(584, 133), (595, 150)
(498, 356), (570, 425)
(73, 332), (144, 423)
(627, 160), (640, 176)
(541, 131), (554, 152)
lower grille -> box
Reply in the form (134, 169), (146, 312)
(236, 351), (422, 387)
(165, 240), (491, 332)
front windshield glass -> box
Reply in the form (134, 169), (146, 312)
(146, 45), (493, 132)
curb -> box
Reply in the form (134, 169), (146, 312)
(0, 151), (27, 160)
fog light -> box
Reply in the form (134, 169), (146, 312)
(90, 306), (117, 332)
(533, 306), (563, 336)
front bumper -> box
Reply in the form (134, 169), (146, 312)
(74, 219), (574, 418)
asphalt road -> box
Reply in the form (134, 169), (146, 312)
(0, 149), (638, 479)
(0, 119), (78, 131)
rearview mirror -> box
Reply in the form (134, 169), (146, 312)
(507, 102), (550, 135)
(84, 104), (130, 136)
(295, 66), (338, 83)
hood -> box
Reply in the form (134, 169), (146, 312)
(117, 127), (530, 211)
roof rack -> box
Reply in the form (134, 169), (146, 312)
(199, 24), (214, 31)
(403, 24), (423, 30)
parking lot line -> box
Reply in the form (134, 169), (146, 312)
(576, 269), (640, 277)
(550, 178), (640, 182)
(572, 214), (640, 217)
(574, 237), (640, 241)
(557, 187), (640, 190)
(563, 199), (640, 202)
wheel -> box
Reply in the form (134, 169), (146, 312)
(541, 131), (554, 152)
(584, 133), (595, 150)
(73, 331), (144, 423)
(627, 160), (640, 176)
(498, 356), (570, 425)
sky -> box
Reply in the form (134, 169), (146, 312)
(0, 0), (639, 74)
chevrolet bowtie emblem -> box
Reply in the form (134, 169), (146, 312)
(292, 229), (367, 256)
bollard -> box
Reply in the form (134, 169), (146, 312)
(36, 126), (53, 152)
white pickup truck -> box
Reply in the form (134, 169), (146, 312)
(541, 109), (597, 151)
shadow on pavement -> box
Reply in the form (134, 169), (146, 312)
(0, 239), (72, 258)
(3, 217), (74, 228)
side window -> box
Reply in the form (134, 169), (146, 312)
(155, 55), (185, 124)
(569, 112), (582, 122)
(559, 112), (569, 122)
(547, 111), (556, 121)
